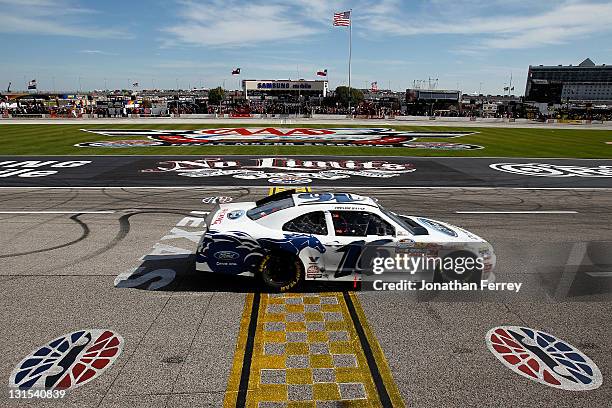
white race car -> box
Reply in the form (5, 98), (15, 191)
(196, 191), (496, 291)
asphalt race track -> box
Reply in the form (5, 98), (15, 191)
(2, 156), (612, 188)
(0, 185), (611, 407)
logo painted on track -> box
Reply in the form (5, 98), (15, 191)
(141, 157), (417, 185)
(9, 329), (123, 390)
(202, 196), (234, 204)
(76, 128), (482, 150)
(490, 163), (612, 177)
(486, 326), (602, 390)
(0, 160), (91, 179)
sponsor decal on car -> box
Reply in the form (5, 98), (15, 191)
(212, 208), (229, 226)
(486, 326), (603, 391)
(307, 264), (322, 279)
(490, 163), (612, 177)
(213, 250), (240, 261)
(141, 157), (417, 185)
(227, 210), (245, 219)
(9, 329), (123, 391)
(76, 127), (482, 150)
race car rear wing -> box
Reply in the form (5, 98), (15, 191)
(204, 204), (219, 229)
(255, 189), (296, 207)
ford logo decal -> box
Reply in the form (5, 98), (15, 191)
(214, 251), (240, 260)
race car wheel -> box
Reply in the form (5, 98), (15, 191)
(436, 250), (482, 284)
(259, 253), (303, 292)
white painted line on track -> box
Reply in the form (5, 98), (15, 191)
(0, 210), (115, 214)
(455, 210), (578, 214)
(585, 271), (612, 277)
(1, 186), (612, 191)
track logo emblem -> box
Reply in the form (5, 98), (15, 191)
(486, 326), (602, 390)
(141, 157), (417, 185)
(490, 163), (612, 177)
(9, 329), (123, 390)
(76, 128), (482, 150)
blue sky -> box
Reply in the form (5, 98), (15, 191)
(1, 0), (611, 94)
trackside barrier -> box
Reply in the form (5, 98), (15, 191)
(8, 114), (45, 118)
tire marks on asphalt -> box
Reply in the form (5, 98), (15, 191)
(0, 213), (90, 259)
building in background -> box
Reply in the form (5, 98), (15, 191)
(405, 89), (461, 116)
(525, 58), (612, 103)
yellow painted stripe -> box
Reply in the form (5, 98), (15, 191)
(349, 292), (405, 406)
(223, 293), (254, 408)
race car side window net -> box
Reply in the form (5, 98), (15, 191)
(283, 211), (328, 235)
(247, 197), (295, 220)
(330, 211), (394, 237)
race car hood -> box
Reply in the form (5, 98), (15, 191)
(405, 216), (487, 243)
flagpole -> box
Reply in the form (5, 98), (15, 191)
(348, 9), (352, 117)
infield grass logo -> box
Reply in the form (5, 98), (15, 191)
(76, 127), (482, 150)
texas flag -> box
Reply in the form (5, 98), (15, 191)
(317, 69), (328, 77)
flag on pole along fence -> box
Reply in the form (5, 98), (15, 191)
(333, 11), (351, 26)
(232, 68), (241, 75)
(371, 81), (378, 91)
(28, 79), (37, 90)
(317, 69), (328, 77)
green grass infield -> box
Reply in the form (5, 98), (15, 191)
(0, 123), (611, 158)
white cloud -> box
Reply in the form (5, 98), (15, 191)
(360, 1), (612, 50)
(161, 0), (611, 50)
(79, 49), (117, 55)
(161, 0), (324, 48)
(0, 0), (129, 38)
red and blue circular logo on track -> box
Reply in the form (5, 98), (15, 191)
(9, 329), (124, 390)
(486, 326), (602, 390)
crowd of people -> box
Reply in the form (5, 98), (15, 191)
(2, 94), (612, 121)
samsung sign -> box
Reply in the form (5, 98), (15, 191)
(244, 80), (327, 94)
(257, 82), (312, 90)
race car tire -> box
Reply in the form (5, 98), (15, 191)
(259, 252), (303, 292)
(435, 250), (482, 284)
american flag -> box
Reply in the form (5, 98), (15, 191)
(333, 11), (351, 27)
